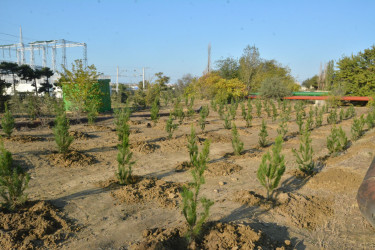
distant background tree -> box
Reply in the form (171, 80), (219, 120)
(0, 62), (19, 93)
(215, 57), (239, 79)
(239, 45), (261, 92)
(38, 67), (54, 95)
(0, 78), (11, 111)
(325, 60), (335, 90)
(154, 72), (170, 90)
(175, 74), (195, 97)
(17, 64), (42, 95)
(302, 75), (319, 90)
(259, 76), (293, 99)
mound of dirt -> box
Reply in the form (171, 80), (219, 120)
(205, 161), (242, 176)
(131, 222), (291, 250)
(175, 161), (192, 172)
(111, 177), (183, 208)
(47, 150), (96, 167)
(4, 135), (46, 143)
(69, 130), (90, 140)
(0, 201), (74, 249)
(156, 137), (187, 152)
(306, 168), (362, 192)
(130, 120), (142, 125)
(199, 132), (232, 143)
(130, 141), (159, 154)
(234, 191), (333, 230)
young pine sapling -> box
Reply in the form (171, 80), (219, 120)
(1, 103), (15, 138)
(116, 123), (135, 185)
(327, 126), (348, 156)
(53, 110), (74, 158)
(292, 128), (314, 175)
(259, 119), (268, 147)
(231, 123), (244, 155)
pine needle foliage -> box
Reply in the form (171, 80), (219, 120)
(327, 108), (338, 125)
(255, 99), (262, 117)
(223, 112), (232, 129)
(296, 111), (304, 135)
(187, 125), (198, 164)
(114, 106), (131, 142)
(150, 97), (160, 124)
(351, 115), (365, 141)
(241, 102), (246, 120)
(199, 105), (209, 132)
(366, 111), (375, 129)
(229, 102), (237, 120)
(306, 108), (314, 131)
(259, 119), (268, 147)
(166, 114), (178, 139)
(257, 135), (286, 200)
(315, 108), (323, 127)
(271, 101), (278, 122)
(231, 123), (244, 155)
(1, 103), (14, 138)
(116, 123), (135, 185)
(0, 142), (30, 210)
(292, 129), (314, 175)
(339, 108), (344, 123)
(181, 135), (213, 243)
(277, 115), (288, 140)
(327, 126), (348, 156)
(345, 105), (356, 119)
(53, 110), (74, 158)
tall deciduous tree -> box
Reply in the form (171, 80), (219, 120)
(239, 45), (261, 92)
(215, 57), (239, 79)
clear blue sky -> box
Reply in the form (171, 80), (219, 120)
(1, 0), (375, 85)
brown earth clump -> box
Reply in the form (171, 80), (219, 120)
(0, 201), (74, 249)
(4, 135), (46, 143)
(234, 191), (334, 230)
(205, 161), (242, 177)
(175, 161), (192, 172)
(130, 141), (159, 154)
(156, 137), (187, 152)
(47, 150), (96, 167)
(199, 132), (232, 143)
(111, 177), (183, 208)
(131, 222), (291, 250)
(69, 130), (90, 140)
(306, 168), (362, 193)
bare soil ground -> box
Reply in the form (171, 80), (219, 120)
(2, 101), (375, 249)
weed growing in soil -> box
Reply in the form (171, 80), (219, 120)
(327, 126), (348, 156)
(231, 123), (244, 155)
(0, 142), (30, 210)
(259, 119), (268, 147)
(1, 103), (14, 138)
(351, 115), (365, 141)
(150, 97), (160, 124)
(116, 123), (135, 185)
(166, 114), (178, 139)
(257, 135), (285, 200)
(182, 133), (213, 243)
(199, 105), (209, 132)
(53, 110), (74, 158)
(292, 128), (314, 175)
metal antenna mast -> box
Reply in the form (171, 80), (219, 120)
(207, 43), (211, 74)
(19, 26), (25, 65)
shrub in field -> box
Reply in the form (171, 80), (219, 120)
(259, 119), (268, 147)
(327, 126), (348, 155)
(231, 123), (244, 155)
(315, 108), (323, 127)
(114, 106), (131, 141)
(166, 114), (179, 139)
(150, 97), (160, 124)
(199, 105), (209, 132)
(255, 99), (262, 117)
(277, 115), (288, 140)
(223, 112), (232, 129)
(292, 129), (314, 175)
(257, 135), (286, 200)
(366, 112), (375, 129)
(345, 105), (356, 119)
(327, 108), (337, 125)
(116, 123), (135, 185)
(181, 138), (213, 243)
(1, 103), (15, 138)
(271, 101), (278, 122)
(339, 108), (344, 123)
(53, 110), (74, 158)
(241, 102), (246, 120)
(296, 111), (304, 134)
(0, 142), (30, 210)
(351, 115), (365, 141)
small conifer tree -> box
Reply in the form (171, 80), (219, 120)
(327, 108), (338, 125)
(292, 128), (314, 175)
(229, 102), (237, 120)
(218, 102), (225, 120)
(366, 112), (375, 129)
(166, 114), (178, 139)
(327, 126), (348, 156)
(187, 125), (198, 164)
(231, 123), (244, 155)
(271, 101), (278, 122)
(53, 110), (74, 158)
(339, 108), (344, 122)
(1, 103), (15, 138)
(257, 135), (285, 200)
(241, 102), (246, 120)
(0, 141), (30, 210)
(306, 108), (314, 131)
(210, 99), (217, 112)
(315, 108), (323, 127)
(199, 105), (209, 132)
(264, 100), (271, 118)
(277, 115), (288, 140)
(259, 119), (268, 147)
(296, 111), (304, 134)
(116, 123), (135, 185)
(115, 106), (131, 142)
(351, 115), (365, 141)
(187, 96), (195, 117)
(223, 112), (232, 129)
(255, 99), (262, 117)
(150, 97), (160, 124)
(181, 137), (213, 243)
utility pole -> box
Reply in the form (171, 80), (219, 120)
(116, 66), (119, 93)
(207, 43), (211, 74)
